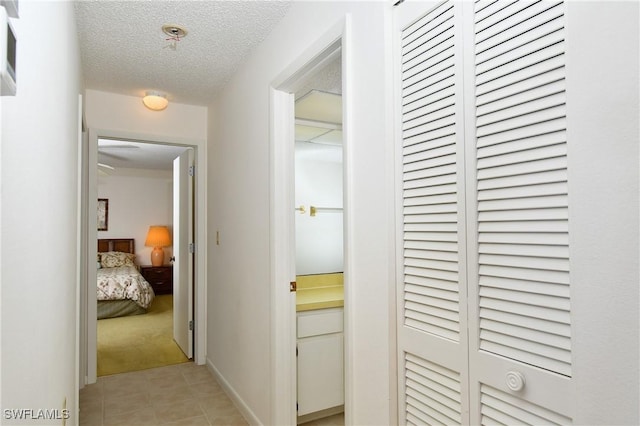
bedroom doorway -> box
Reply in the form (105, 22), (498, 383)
(95, 139), (192, 376)
(83, 130), (205, 384)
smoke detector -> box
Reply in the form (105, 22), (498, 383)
(162, 24), (188, 39)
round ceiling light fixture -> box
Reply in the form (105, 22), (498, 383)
(142, 91), (168, 111)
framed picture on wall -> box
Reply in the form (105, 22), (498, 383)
(98, 198), (108, 231)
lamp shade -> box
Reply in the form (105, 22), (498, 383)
(145, 226), (171, 248)
(142, 91), (168, 111)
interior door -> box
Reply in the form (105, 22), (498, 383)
(396, 1), (573, 424)
(466, 1), (573, 422)
(173, 148), (194, 358)
(396, 1), (470, 424)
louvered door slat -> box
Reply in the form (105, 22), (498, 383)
(477, 169), (567, 190)
(404, 239), (458, 253)
(481, 319), (570, 350)
(480, 253), (568, 272)
(480, 264), (569, 285)
(474, 0), (517, 25)
(402, 2), (454, 54)
(475, 1), (562, 44)
(403, 162), (457, 182)
(404, 94), (456, 123)
(478, 195), (568, 213)
(476, 117), (566, 149)
(478, 150), (567, 173)
(476, 79), (565, 117)
(481, 391), (569, 426)
(481, 307), (570, 338)
(479, 329), (571, 363)
(404, 47), (456, 90)
(481, 385), (571, 425)
(404, 42), (455, 84)
(403, 124), (456, 148)
(476, 54), (564, 97)
(475, 0), (538, 34)
(403, 77), (456, 107)
(479, 241), (568, 258)
(406, 283), (461, 302)
(404, 353), (462, 426)
(403, 61), (455, 100)
(406, 249), (458, 265)
(476, 104), (566, 137)
(403, 103), (456, 133)
(477, 30), (564, 79)
(476, 15), (564, 65)
(479, 285), (570, 309)
(406, 374), (461, 409)
(476, 91), (565, 128)
(404, 184), (456, 200)
(479, 207), (568, 222)
(476, 154), (566, 180)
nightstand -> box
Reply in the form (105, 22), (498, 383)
(140, 265), (173, 295)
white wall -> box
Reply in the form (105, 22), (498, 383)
(295, 142), (343, 275)
(207, 2), (393, 424)
(0, 1), (82, 423)
(98, 169), (174, 265)
(566, 2), (639, 424)
(85, 90), (207, 141)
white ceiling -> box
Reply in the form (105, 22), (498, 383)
(77, 1), (342, 171)
(74, 1), (292, 106)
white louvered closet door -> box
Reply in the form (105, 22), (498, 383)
(396, 1), (574, 424)
(397, 1), (469, 424)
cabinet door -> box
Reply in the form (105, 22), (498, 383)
(297, 333), (344, 416)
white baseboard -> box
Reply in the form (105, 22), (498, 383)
(206, 357), (262, 426)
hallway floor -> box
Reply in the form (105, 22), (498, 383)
(79, 362), (247, 425)
(79, 361), (345, 425)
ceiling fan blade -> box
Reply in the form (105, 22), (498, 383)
(98, 151), (127, 161)
(98, 145), (140, 150)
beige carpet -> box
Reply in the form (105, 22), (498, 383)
(97, 294), (189, 376)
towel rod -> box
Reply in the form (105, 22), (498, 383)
(295, 205), (306, 215)
(310, 206), (343, 217)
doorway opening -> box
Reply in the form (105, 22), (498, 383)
(94, 138), (193, 376)
(82, 128), (206, 385)
(270, 20), (350, 426)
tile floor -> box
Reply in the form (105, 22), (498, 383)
(79, 362), (248, 426)
(80, 361), (345, 426)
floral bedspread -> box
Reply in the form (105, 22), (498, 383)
(97, 266), (155, 309)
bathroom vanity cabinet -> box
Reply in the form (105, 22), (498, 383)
(296, 307), (344, 417)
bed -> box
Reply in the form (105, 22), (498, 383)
(97, 238), (155, 319)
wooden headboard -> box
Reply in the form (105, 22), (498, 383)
(98, 238), (135, 254)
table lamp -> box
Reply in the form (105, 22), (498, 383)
(145, 225), (171, 266)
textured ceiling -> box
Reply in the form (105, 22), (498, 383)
(74, 0), (292, 106)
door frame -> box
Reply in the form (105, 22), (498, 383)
(82, 128), (207, 384)
(269, 17), (352, 426)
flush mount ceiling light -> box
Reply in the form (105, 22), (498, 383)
(142, 91), (168, 111)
